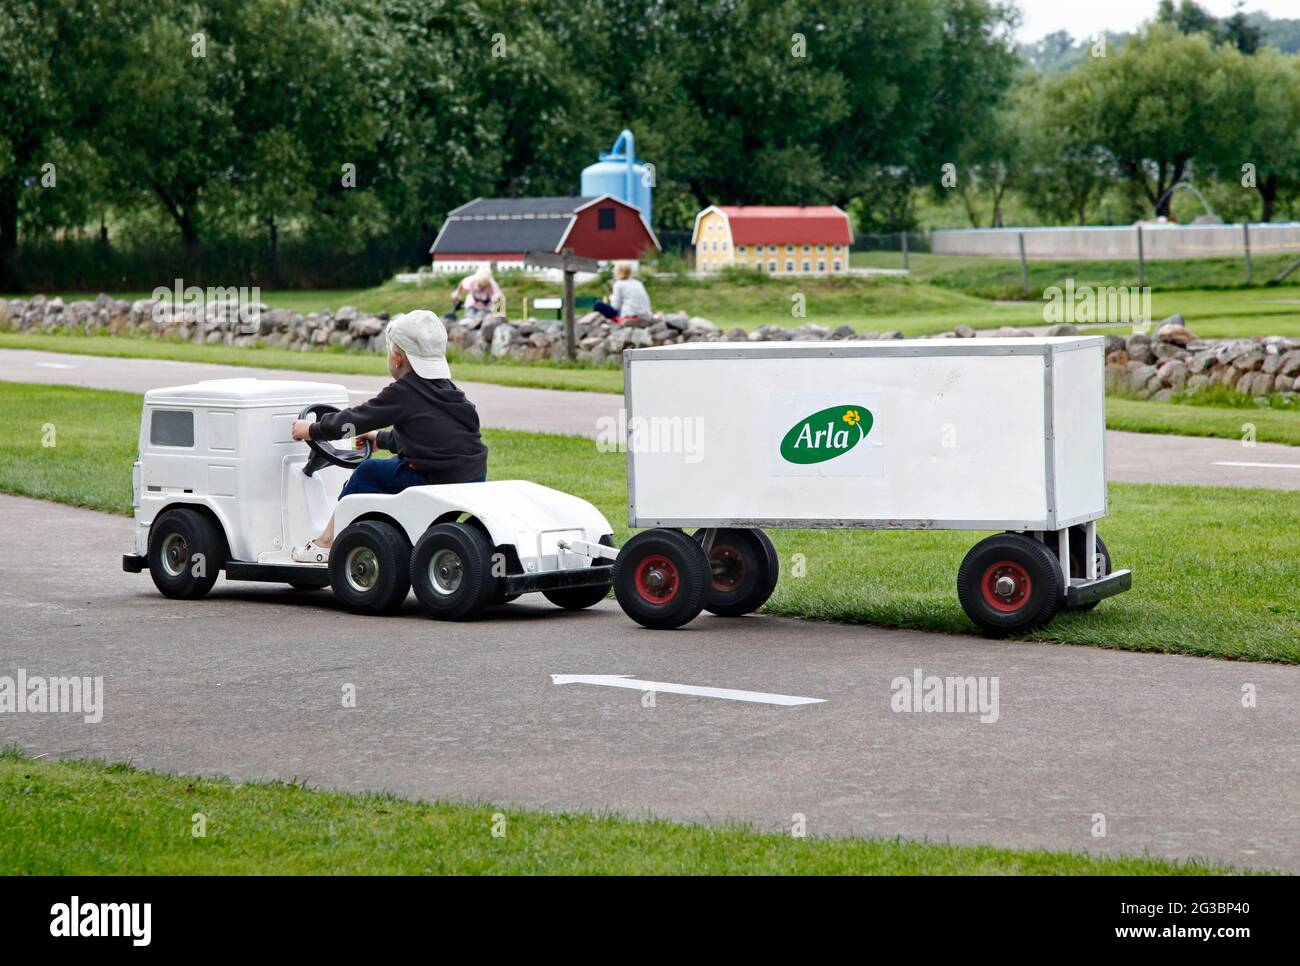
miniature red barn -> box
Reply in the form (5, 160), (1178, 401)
(429, 196), (660, 271)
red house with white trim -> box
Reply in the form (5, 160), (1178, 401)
(430, 196), (660, 272)
(691, 205), (853, 275)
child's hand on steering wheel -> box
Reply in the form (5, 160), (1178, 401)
(355, 431), (379, 450)
(291, 419), (313, 441)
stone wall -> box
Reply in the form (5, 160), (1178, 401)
(1102, 320), (1300, 399)
(1, 294), (1297, 399)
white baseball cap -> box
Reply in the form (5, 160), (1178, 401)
(386, 310), (451, 380)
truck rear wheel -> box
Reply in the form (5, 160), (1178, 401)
(543, 535), (616, 610)
(1063, 527), (1112, 612)
(695, 528), (779, 617)
(410, 523), (497, 621)
(957, 533), (1063, 637)
(329, 520), (412, 615)
(147, 508), (226, 600)
(613, 529), (710, 629)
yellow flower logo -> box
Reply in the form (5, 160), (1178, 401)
(842, 409), (861, 426)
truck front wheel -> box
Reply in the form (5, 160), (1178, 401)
(329, 520), (412, 615)
(696, 528), (779, 617)
(147, 508), (226, 600)
(957, 533), (1063, 637)
(613, 529), (710, 629)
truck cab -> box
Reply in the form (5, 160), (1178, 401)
(130, 378), (352, 567)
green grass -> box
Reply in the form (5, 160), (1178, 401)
(855, 252), (1300, 338)
(14, 248), (1300, 339)
(349, 273), (1045, 334)
(5, 330), (1299, 446)
(0, 330), (625, 394)
(5, 381), (1296, 663)
(863, 250), (1300, 295)
(1106, 395), (1300, 447)
(0, 750), (1231, 874)
(2, 275), (1047, 335)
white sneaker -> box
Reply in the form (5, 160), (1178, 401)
(292, 540), (330, 564)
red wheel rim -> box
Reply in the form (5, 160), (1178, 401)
(634, 554), (680, 604)
(709, 544), (745, 593)
(981, 560), (1031, 613)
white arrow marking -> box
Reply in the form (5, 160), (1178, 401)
(550, 674), (825, 706)
(1213, 460), (1300, 470)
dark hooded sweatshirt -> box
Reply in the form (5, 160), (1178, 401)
(309, 372), (488, 483)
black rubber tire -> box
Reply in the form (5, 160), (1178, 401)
(543, 583), (611, 609)
(695, 528), (779, 617)
(613, 529), (710, 629)
(1063, 527), (1112, 612)
(543, 534), (616, 610)
(328, 520), (412, 615)
(957, 533), (1064, 637)
(410, 522), (497, 621)
(147, 508), (226, 599)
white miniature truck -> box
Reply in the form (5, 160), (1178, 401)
(122, 379), (615, 618)
(609, 337), (1132, 636)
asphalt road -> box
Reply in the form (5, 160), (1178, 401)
(4, 347), (1300, 490)
(2, 495), (1296, 871)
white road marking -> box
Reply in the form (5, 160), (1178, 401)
(1213, 460), (1300, 471)
(550, 673), (825, 706)
(34, 362), (77, 369)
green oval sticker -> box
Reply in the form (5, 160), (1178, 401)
(780, 405), (872, 464)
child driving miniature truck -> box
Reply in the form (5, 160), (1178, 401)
(122, 312), (615, 619)
(289, 310), (488, 562)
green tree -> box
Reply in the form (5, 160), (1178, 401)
(1204, 46), (1300, 222)
(0, 1), (67, 285)
(1019, 73), (1116, 225)
(1054, 25), (1238, 219)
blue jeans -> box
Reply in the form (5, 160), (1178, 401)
(339, 457), (485, 498)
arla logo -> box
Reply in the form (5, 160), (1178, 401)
(780, 405), (872, 464)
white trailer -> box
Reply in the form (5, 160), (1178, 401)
(607, 337), (1131, 634)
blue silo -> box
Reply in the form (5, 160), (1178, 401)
(581, 130), (653, 227)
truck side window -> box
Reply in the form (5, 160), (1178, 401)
(151, 409), (195, 447)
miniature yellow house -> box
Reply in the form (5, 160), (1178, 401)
(690, 205), (853, 275)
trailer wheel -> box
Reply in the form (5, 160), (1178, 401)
(329, 520), (412, 615)
(543, 535), (616, 610)
(695, 528), (779, 617)
(613, 529), (710, 629)
(410, 523), (497, 621)
(1063, 527), (1112, 612)
(957, 533), (1063, 637)
(147, 508), (226, 600)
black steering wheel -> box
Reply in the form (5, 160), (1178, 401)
(298, 403), (373, 477)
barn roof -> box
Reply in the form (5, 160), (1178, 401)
(451, 196), (594, 217)
(431, 195), (651, 254)
(693, 205), (853, 246)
